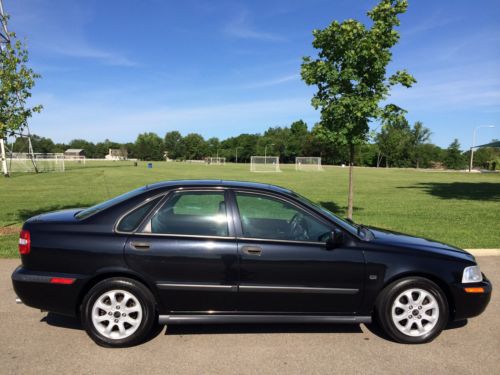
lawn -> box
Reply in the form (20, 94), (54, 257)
(1, 161), (499, 257)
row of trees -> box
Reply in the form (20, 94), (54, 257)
(10, 121), (499, 170)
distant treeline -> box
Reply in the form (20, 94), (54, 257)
(10, 120), (500, 170)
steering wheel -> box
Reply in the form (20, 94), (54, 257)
(289, 213), (309, 241)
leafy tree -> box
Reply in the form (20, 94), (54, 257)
(301, 0), (415, 218)
(135, 132), (165, 161)
(181, 133), (207, 160)
(220, 133), (259, 162)
(411, 121), (431, 168)
(0, 14), (42, 175)
(206, 137), (221, 157)
(288, 120), (309, 159)
(444, 139), (466, 170)
(164, 131), (183, 159)
(376, 117), (412, 168)
(12, 134), (54, 154)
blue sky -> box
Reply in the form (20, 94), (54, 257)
(7, 0), (500, 148)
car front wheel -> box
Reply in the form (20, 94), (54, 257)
(81, 278), (157, 347)
(376, 277), (448, 344)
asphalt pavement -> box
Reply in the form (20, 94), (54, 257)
(1, 257), (498, 375)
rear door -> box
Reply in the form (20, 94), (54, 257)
(123, 189), (238, 313)
(231, 190), (365, 314)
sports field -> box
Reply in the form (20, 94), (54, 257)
(1, 162), (499, 257)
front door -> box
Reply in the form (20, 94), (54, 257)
(124, 189), (238, 313)
(232, 191), (365, 314)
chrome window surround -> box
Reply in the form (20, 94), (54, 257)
(232, 189), (334, 244)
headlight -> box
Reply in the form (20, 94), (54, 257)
(462, 266), (483, 283)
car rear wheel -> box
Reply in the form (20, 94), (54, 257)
(81, 278), (157, 347)
(376, 277), (448, 344)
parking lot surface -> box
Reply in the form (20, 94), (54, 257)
(1, 257), (498, 375)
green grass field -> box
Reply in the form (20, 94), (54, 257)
(1, 161), (499, 258)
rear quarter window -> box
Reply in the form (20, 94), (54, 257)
(117, 196), (163, 232)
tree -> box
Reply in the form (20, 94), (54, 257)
(181, 133), (207, 160)
(135, 132), (165, 161)
(164, 131), (183, 160)
(12, 134), (54, 154)
(411, 121), (431, 168)
(376, 117), (412, 168)
(0, 14), (42, 176)
(444, 139), (466, 170)
(301, 0), (415, 219)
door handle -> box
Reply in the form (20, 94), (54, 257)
(130, 241), (151, 250)
(242, 246), (262, 256)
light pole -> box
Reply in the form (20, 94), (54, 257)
(264, 143), (274, 164)
(235, 147), (241, 163)
(469, 125), (495, 172)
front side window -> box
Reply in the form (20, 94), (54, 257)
(144, 191), (229, 237)
(235, 192), (331, 242)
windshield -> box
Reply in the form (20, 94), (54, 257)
(75, 186), (147, 220)
(292, 193), (370, 239)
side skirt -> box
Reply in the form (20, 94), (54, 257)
(158, 314), (371, 325)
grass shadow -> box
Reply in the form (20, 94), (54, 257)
(398, 182), (500, 201)
(319, 201), (364, 216)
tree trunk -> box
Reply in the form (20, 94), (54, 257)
(0, 137), (9, 177)
(347, 143), (354, 220)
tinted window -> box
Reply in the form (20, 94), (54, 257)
(76, 186), (147, 220)
(144, 191), (229, 237)
(236, 192), (331, 242)
(117, 196), (163, 232)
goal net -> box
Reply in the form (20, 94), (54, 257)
(250, 156), (281, 172)
(295, 157), (322, 171)
(8, 153), (65, 173)
(206, 157), (226, 165)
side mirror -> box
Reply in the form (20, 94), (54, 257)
(326, 228), (344, 250)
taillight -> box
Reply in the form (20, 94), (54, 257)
(19, 230), (31, 255)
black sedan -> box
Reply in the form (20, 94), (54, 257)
(12, 180), (491, 347)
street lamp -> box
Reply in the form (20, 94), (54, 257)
(469, 125), (495, 172)
(235, 147), (242, 163)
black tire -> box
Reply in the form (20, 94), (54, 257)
(81, 277), (157, 348)
(375, 277), (448, 344)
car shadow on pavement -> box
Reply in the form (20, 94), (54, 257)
(165, 323), (363, 336)
(41, 313), (82, 330)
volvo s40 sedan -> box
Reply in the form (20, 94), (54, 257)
(12, 180), (491, 347)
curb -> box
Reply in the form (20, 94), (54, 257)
(466, 249), (500, 256)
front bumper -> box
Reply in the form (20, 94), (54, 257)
(12, 266), (86, 316)
(450, 275), (492, 321)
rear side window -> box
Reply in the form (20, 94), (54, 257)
(143, 191), (229, 237)
(117, 196), (163, 232)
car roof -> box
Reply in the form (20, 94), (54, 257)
(145, 179), (293, 195)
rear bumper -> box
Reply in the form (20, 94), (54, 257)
(12, 266), (86, 316)
(450, 275), (492, 321)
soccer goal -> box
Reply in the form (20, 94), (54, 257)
(8, 153), (65, 173)
(250, 156), (281, 172)
(206, 157), (226, 165)
(295, 157), (322, 171)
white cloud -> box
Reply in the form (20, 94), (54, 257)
(225, 12), (286, 42)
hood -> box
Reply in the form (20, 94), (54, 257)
(26, 209), (82, 224)
(368, 226), (474, 261)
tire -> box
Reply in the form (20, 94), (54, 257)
(81, 278), (157, 348)
(375, 277), (448, 344)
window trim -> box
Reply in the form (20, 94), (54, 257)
(134, 188), (235, 239)
(231, 189), (335, 244)
(114, 192), (169, 235)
